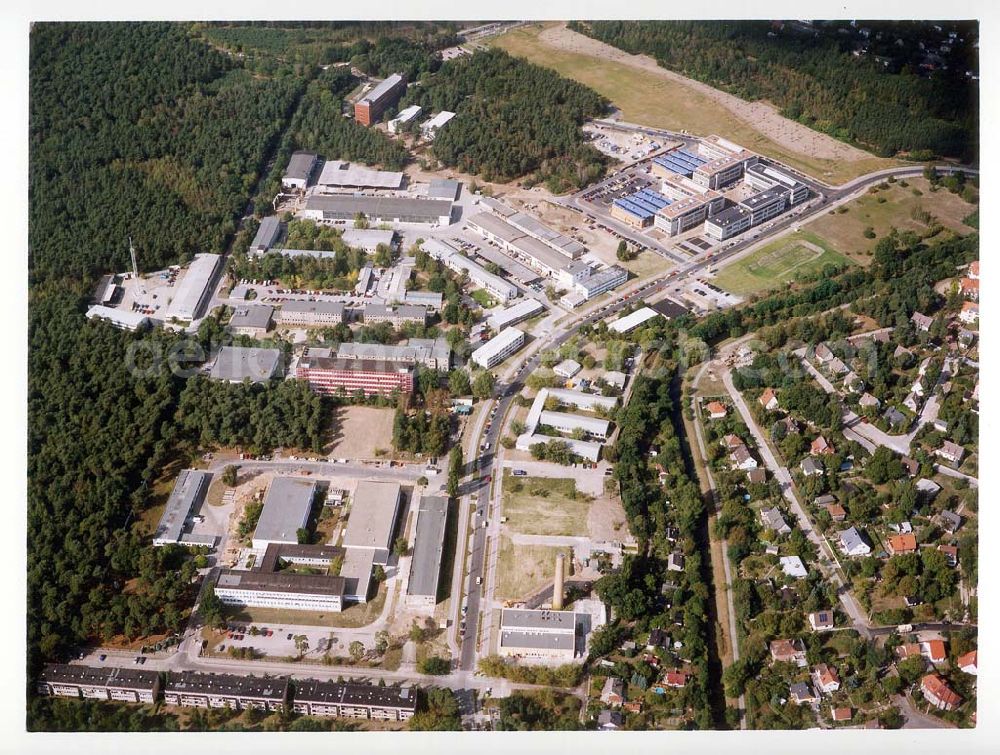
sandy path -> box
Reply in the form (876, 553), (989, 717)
(539, 23), (875, 164)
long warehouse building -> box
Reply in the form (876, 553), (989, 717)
(421, 238), (519, 303)
(302, 195), (452, 226)
(405, 495), (449, 610)
(152, 469), (213, 547)
(166, 253), (221, 321)
(252, 477), (318, 551)
(471, 327), (526, 369)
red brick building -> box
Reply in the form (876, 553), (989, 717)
(296, 357), (414, 397)
(354, 73), (406, 126)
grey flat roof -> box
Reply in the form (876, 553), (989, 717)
(279, 300), (345, 317)
(510, 234), (573, 273)
(318, 161), (404, 189)
(257, 542), (344, 573)
(500, 629), (575, 651)
(294, 679), (416, 710)
(359, 73), (405, 105)
(304, 195), (452, 221)
(404, 290), (445, 307)
(251, 216), (283, 251)
(342, 481), (402, 551)
(209, 346), (282, 383)
(252, 477), (317, 547)
(501, 608), (577, 632)
(298, 356), (415, 375)
(740, 187), (787, 210)
(340, 547), (375, 600)
(509, 212), (559, 241)
(167, 253), (221, 320)
(480, 196), (516, 217)
(471, 242), (540, 283)
(340, 228), (395, 250)
(428, 178), (460, 200)
(153, 469), (212, 544)
(707, 205), (751, 228)
(406, 496), (449, 600)
(216, 568), (345, 598)
(468, 211), (525, 244)
(165, 671), (288, 700)
(364, 303), (427, 320)
(284, 151), (318, 182)
(337, 338), (449, 365)
(230, 304), (274, 330)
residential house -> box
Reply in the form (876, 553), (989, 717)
(814, 494), (836, 507)
(761, 506), (791, 536)
(789, 682), (818, 705)
(921, 674), (962, 711)
(935, 441), (965, 466)
(839, 527), (872, 557)
(778, 416), (801, 435)
(887, 533), (917, 556)
(916, 478), (941, 500)
(597, 709), (625, 730)
(959, 301), (979, 324)
(647, 628), (669, 650)
(813, 663), (841, 694)
(858, 393), (881, 409)
(759, 388), (779, 411)
(938, 510), (962, 533)
(831, 707), (853, 722)
(921, 640), (947, 664)
(810, 436), (833, 456)
(814, 343), (834, 363)
(825, 503), (847, 522)
(730, 444), (758, 471)
(622, 700), (643, 714)
(663, 671), (687, 689)
(901, 456), (919, 477)
(827, 357), (849, 375)
(770, 639), (807, 667)
(911, 312), (934, 332)
(959, 277), (979, 301)
(746, 468), (767, 485)
(843, 372), (863, 393)
(893, 344), (913, 362)
(884, 407), (908, 429)
(958, 650), (978, 676)
(667, 552), (685, 572)
(903, 392), (922, 414)
(968, 260), (979, 280)
(801, 457), (824, 477)
(896, 643), (924, 661)
(721, 434), (744, 451)
(780, 556), (807, 579)
(938, 544), (958, 568)
(808, 610), (835, 631)
(600, 677), (625, 706)
(705, 401), (728, 419)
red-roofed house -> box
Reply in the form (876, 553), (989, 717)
(958, 650), (978, 676)
(813, 663), (841, 694)
(825, 503), (847, 522)
(896, 643), (924, 661)
(831, 707), (852, 722)
(968, 261), (979, 280)
(705, 401), (728, 419)
(759, 388), (779, 411)
(811, 436), (834, 456)
(921, 640), (947, 664)
(959, 277), (979, 301)
(770, 639), (807, 667)
(939, 544), (958, 567)
(921, 674), (962, 711)
(887, 533), (917, 555)
(663, 671), (687, 689)
(960, 301), (979, 324)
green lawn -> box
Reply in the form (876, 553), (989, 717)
(471, 288), (497, 308)
(712, 230), (854, 296)
(501, 472), (590, 536)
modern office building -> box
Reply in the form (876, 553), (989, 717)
(498, 608), (579, 661)
(692, 135), (759, 189)
(355, 73), (406, 126)
(85, 305), (150, 332)
(316, 161), (405, 191)
(292, 680), (416, 720)
(571, 265), (628, 301)
(471, 327), (525, 368)
(214, 569), (345, 613)
(166, 253), (221, 321)
(228, 304), (274, 336)
(164, 672), (289, 712)
(610, 188), (672, 229)
(740, 186), (789, 225)
(487, 299), (545, 331)
(296, 355), (415, 397)
(362, 303), (428, 327)
(282, 151), (319, 190)
(704, 205), (754, 241)
(152, 469), (213, 547)
(405, 495), (449, 609)
(251, 477), (317, 550)
(744, 162), (809, 205)
(276, 300), (345, 327)
(209, 346), (283, 383)
(301, 195), (453, 226)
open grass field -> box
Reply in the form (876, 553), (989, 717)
(501, 473), (590, 536)
(326, 405), (395, 459)
(712, 230), (854, 296)
(492, 23), (900, 185)
(806, 177), (979, 263)
(496, 535), (572, 601)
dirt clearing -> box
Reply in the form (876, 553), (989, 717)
(326, 405), (396, 459)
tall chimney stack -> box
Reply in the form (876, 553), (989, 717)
(552, 552), (566, 610)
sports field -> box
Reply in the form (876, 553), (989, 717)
(492, 23), (900, 185)
(712, 230), (853, 296)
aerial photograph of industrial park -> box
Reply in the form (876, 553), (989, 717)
(22, 13), (986, 748)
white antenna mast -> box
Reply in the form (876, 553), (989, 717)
(129, 236), (146, 297)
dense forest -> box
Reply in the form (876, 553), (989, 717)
(29, 23), (302, 282)
(400, 49), (609, 191)
(572, 20), (977, 160)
